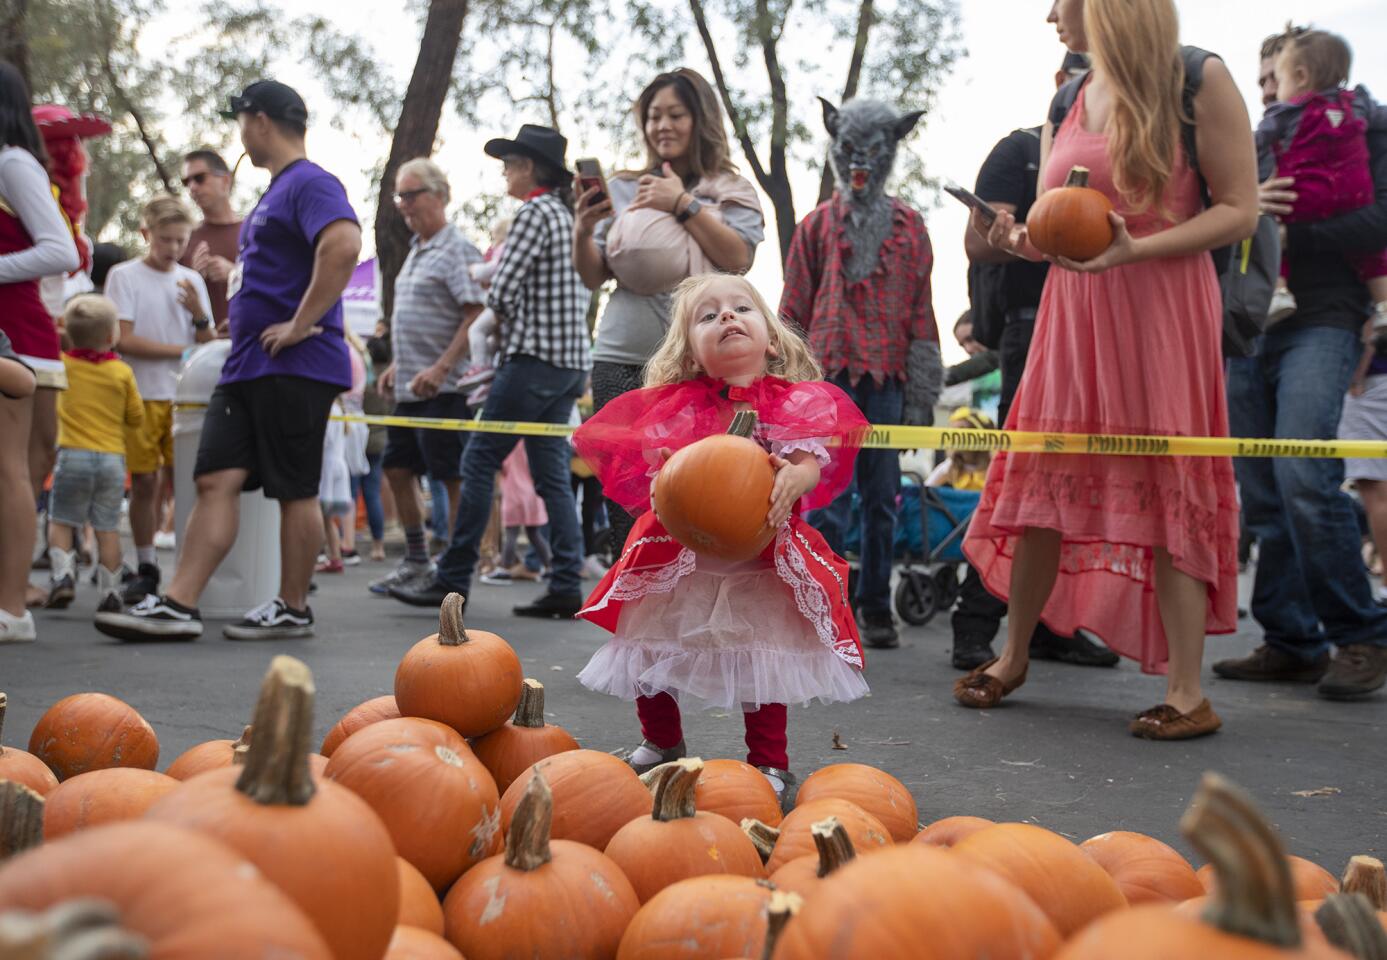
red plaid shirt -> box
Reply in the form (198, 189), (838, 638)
(779, 196), (937, 384)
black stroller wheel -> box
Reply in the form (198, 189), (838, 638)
(895, 570), (940, 626)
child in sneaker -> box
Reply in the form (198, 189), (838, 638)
(45, 295), (143, 613)
(102, 195), (213, 603)
(571, 274), (870, 807)
(1257, 29), (1387, 330)
(457, 216), (511, 405)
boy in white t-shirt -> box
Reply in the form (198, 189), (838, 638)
(104, 195), (214, 603)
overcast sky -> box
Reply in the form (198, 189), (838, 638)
(172, 0), (1387, 363)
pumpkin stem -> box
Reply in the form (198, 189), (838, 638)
(437, 592), (470, 646)
(234, 656), (317, 807)
(810, 816), (857, 878)
(1343, 856), (1387, 911)
(504, 770), (554, 872)
(1180, 772), (1300, 947)
(1315, 894), (1387, 960)
(727, 409), (758, 437)
(1065, 165), (1091, 188)
(760, 890), (803, 960)
(649, 757), (704, 822)
(0, 900), (151, 959)
(230, 724), (253, 767)
(0, 691), (7, 757)
(513, 679), (546, 729)
(0, 780), (44, 862)
(741, 818), (781, 865)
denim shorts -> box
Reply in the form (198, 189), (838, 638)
(50, 448), (127, 531)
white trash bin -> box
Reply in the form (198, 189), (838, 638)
(172, 340), (281, 618)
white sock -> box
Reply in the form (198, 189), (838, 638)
(630, 744), (666, 766)
(96, 565), (120, 596)
(136, 545), (157, 566)
(762, 771), (785, 794)
(48, 548), (76, 581)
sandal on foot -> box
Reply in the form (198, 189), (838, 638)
(1129, 699), (1221, 740)
(625, 738), (686, 775)
(757, 765), (797, 814)
(953, 657), (1027, 709)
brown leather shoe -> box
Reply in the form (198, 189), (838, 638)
(1211, 644), (1328, 683)
(953, 657), (1027, 709)
(1129, 699), (1222, 740)
(1317, 644), (1387, 700)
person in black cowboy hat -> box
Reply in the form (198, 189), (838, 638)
(390, 124), (593, 620)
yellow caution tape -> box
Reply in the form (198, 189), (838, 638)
(173, 404), (1387, 458)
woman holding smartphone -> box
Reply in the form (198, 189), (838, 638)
(956, 0), (1258, 738)
(572, 67), (765, 556)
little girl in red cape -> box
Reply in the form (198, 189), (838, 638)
(572, 273), (870, 807)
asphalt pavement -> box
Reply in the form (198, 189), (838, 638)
(4, 552), (1383, 872)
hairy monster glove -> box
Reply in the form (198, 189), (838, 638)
(903, 340), (943, 427)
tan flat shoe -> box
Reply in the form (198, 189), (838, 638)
(1129, 699), (1222, 740)
(953, 657), (1028, 709)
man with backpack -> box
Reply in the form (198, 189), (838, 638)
(1213, 29), (1387, 700)
(950, 52), (1118, 671)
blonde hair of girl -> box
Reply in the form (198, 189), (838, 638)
(643, 273), (822, 387)
(1084, 0), (1184, 216)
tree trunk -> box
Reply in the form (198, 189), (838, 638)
(375, 0), (469, 323)
(0, 0), (29, 89)
(754, 0), (796, 264)
(816, 0), (874, 205)
(688, 0), (797, 264)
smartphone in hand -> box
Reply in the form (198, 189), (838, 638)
(944, 182), (999, 227)
(575, 157), (609, 207)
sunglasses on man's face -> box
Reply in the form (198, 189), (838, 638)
(393, 188), (431, 205)
(181, 172), (213, 187)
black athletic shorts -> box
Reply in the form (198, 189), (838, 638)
(194, 375), (342, 501)
(382, 393), (471, 481)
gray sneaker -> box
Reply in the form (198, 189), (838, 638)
(368, 559), (432, 596)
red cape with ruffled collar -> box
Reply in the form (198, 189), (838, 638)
(573, 375), (869, 516)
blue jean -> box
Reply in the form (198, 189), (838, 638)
(427, 475), (450, 541)
(436, 355), (585, 596)
(807, 371), (902, 615)
(1226, 324), (1387, 656)
(350, 452), (384, 541)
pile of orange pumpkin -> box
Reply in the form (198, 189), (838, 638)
(1, 593), (1384, 959)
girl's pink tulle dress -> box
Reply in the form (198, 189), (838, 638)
(963, 86), (1240, 674)
(573, 376), (871, 710)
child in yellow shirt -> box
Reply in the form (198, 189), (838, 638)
(925, 407), (995, 492)
(47, 295), (143, 612)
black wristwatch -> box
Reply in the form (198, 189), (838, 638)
(676, 196), (703, 224)
(192, 316), (211, 331)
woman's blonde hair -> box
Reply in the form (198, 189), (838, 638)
(1085, 0), (1185, 215)
(644, 274), (821, 387)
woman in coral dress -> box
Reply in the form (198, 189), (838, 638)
(956, 0), (1259, 739)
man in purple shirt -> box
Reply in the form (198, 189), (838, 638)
(97, 80), (362, 642)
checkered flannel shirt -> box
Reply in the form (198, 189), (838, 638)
(779, 196), (938, 384)
(487, 191), (592, 372)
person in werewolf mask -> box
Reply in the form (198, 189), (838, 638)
(780, 98), (942, 650)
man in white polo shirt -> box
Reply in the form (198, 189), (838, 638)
(370, 158), (486, 595)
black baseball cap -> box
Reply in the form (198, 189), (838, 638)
(219, 80), (309, 125)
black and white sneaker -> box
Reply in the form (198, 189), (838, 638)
(223, 597), (314, 641)
(94, 594), (203, 641)
(121, 562), (161, 605)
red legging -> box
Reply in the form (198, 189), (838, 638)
(635, 693), (789, 770)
